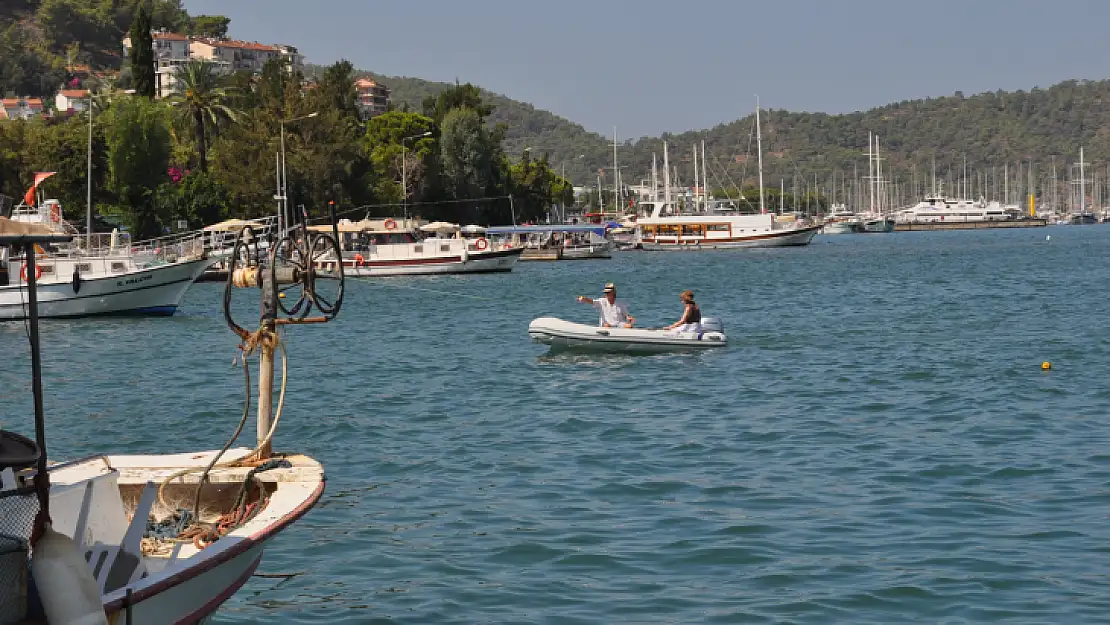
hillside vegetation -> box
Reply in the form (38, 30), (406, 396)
(4, 0), (1107, 202)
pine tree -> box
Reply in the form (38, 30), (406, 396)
(129, 6), (156, 99)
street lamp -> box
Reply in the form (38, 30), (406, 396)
(278, 111), (319, 230)
(401, 131), (432, 223)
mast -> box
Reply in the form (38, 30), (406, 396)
(692, 143), (699, 212)
(651, 152), (658, 210)
(756, 97), (765, 214)
(663, 142), (671, 215)
(1004, 163), (1008, 205)
(867, 133), (874, 212)
(1080, 147), (1086, 214)
(612, 126), (619, 216)
(701, 141), (708, 211)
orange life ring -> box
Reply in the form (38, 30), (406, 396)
(475, 237), (489, 251)
(384, 219), (397, 230)
(49, 204), (61, 223)
(354, 253), (365, 267)
(20, 264), (42, 281)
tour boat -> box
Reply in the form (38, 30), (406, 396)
(0, 199), (214, 320)
(0, 218), (331, 624)
(636, 212), (819, 249)
(309, 218), (523, 276)
(528, 316), (727, 353)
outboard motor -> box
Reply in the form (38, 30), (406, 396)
(700, 317), (724, 334)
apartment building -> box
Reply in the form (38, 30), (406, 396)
(354, 78), (391, 118)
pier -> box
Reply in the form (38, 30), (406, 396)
(894, 219), (1047, 231)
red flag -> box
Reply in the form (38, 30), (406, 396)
(23, 172), (56, 206)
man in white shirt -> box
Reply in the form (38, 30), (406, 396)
(576, 283), (635, 328)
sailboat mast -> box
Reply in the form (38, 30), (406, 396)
(663, 142), (671, 214)
(692, 143), (699, 213)
(1080, 147), (1086, 214)
(756, 97), (765, 214)
(612, 126), (619, 216)
(652, 153), (658, 209)
(868, 133), (875, 213)
(701, 141), (708, 211)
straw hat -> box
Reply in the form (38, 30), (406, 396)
(603, 283), (616, 293)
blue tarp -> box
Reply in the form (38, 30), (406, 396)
(485, 224), (609, 235)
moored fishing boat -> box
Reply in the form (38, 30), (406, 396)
(528, 316), (726, 353)
(0, 215), (338, 624)
(0, 200), (215, 320)
(309, 218), (522, 276)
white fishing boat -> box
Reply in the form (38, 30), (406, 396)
(0, 198), (215, 320)
(486, 224), (613, 260)
(309, 218), (523, 276)
(0, 217), (336, 624)
(528, 316), (726, 353)
(634, 101), (819, 250)
(822, 205), (862, 234)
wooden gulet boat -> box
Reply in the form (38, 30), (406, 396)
(0, 215), (344, 624)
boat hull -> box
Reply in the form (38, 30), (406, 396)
(42, 450), (325, 625)
(822, 221), (860, 234)
(860, 218), (895, 233)
(640, 226), (819, 250)
(0, 258), (212, 320)
(528, 317), (726, 353)
(338, 248), (522, 277)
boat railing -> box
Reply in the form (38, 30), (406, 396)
(205, 216), (280, 256)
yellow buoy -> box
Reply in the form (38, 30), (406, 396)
(1041, 361), (1051, 370)
(278, 292), (286, 299)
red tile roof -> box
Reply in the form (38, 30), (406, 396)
(154, 32), (188, 41)
(59, 90), (89, 98)
(193, 38), (278, 52)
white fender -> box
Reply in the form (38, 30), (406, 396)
(31, 525), (108, 625)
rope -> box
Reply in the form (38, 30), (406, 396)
(154, 326), (290, 542)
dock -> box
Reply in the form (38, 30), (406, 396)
(519, 248), (562, 261)
(894, 219), (1047, 231)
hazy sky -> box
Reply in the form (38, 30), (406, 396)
(183, 0), (1110, 138)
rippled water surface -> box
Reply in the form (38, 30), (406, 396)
(3, 226), (1110, 623)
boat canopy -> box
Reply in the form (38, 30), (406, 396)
(485, 224), (609, 236)
(419, 221), (459, 232)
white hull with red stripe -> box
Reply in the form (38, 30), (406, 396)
(321, 247), (523, 277)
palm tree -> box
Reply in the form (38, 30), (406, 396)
(169, 60), (239, 173)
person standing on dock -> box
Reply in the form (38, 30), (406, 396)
(576, 283), (634, 328)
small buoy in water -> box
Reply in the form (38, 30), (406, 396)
(1042, 361), (1052, 370)
(278, 292), (285, 299)
(1046, 235), (1051, 241)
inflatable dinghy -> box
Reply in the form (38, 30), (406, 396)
(528, 316), (726, 353)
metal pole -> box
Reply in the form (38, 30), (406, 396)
(87, 94), (93, 238)
(257, 269), (277, 459)
(406, 142), (410, 225)
(25, 244), (50, 522)
(280, 121), (288, 228)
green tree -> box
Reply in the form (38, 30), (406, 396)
(187, 14), (230, 38)
(362, 110), (436, 204)
(154, 170), (226, 228)
(311, 59), (358, 119)
(103, 97), (172, 238)
(168, 60), (239, 173)
(439, 107), (503, 221)
(128, 5), (155, 99)
(421, 80), (492, 124)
